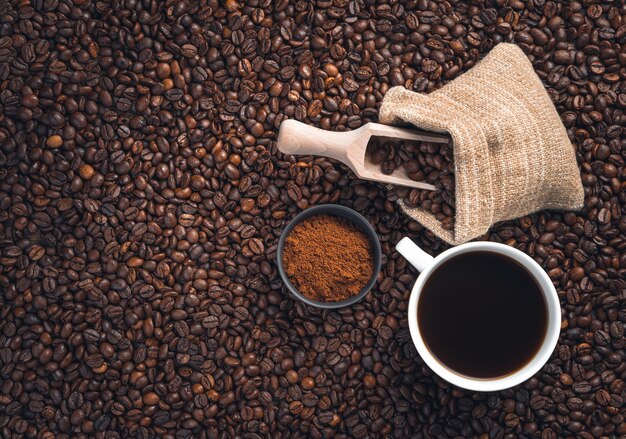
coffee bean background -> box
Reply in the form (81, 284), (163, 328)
(0, 0), (624, 438)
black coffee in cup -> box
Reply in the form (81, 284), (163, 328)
(418, 251), (548, 378)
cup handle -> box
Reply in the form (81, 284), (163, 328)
(396, 237), (434, 272)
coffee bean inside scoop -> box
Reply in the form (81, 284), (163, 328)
(367, 137), (456, 229)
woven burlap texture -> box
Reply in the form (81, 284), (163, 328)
(379, 43), (584, 245)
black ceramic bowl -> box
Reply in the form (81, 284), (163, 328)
(276, 204), (382, 309)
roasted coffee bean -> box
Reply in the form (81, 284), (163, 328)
(0, 0), (624, 438)
(367, 138), (456, 228)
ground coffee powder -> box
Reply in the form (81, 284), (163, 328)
(283, 215), (374, 302)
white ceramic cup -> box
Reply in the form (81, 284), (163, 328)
(396, 237), (561, 392)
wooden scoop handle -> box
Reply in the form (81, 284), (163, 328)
(276, 120), (357, 161)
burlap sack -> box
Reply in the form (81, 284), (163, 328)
(379, 43), (584, 245)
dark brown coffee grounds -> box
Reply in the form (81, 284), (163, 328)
(283, 214), (374, 302)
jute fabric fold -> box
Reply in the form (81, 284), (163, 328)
(379, 43), (584, 245)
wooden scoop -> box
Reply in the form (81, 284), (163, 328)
(276, 120), (450, 190)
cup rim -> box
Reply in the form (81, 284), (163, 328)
(276, 204), (382, 309)
(407, 241), (561, 391)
